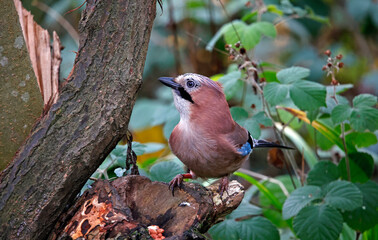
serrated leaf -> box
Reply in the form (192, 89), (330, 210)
(149, 161), (185, 183)
(323, 180), (363, 211)
(290, 80), (327, 111)
(353, 94), (377, 108)
(282, 185), (322, 219)
(307, 161), (340, 186)
(293, 205), (343, 240)
(276, 66), (310, 83)
(331, 104), (352, 125)
(263, 82), (290, 105)
(345, 132), (377, 148)
(343, 181), (378, 232)
(338, 152), (374, 183)
(350, 107), (378, 132)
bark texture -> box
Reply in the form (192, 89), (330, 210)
(0, 1), (43, 170)
(52, 176), (244, 240)
(0, 0), (156, 239)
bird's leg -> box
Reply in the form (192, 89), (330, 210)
(218, 176), (230, 199)
(168, 172), (193, 196)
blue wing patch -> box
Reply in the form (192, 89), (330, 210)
(237, 141), (252, 156)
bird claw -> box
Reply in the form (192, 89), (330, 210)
(168, 174), (184, 196)
(218, 177), (230, 199)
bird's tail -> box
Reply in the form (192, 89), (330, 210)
(252, 139), (294, 150)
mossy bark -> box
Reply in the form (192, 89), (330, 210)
(0, 0), (156, 239)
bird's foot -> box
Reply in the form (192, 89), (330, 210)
(218, 176), (230, 199)
(168, 173), (193, 196)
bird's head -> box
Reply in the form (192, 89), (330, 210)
(158, 73), (227, 121)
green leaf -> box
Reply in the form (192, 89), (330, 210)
(230, 107), (249, 123)
(252, 21), (277, 38)
(282, 185), (322, 219)
(338, 152), (374, 183)
(209, 217), (279, 240)
(323, 180), (363, 211)
(259, 175), (299, 227)
(343, 181), (378, 232)
(276, 66), (310, 83)
(243, 118), (261, 139)
(224, 21), (246, 47)
(331, 104), (352, 125)
(307, 161), (340, 186)
(345, 132), (377, 148)
(252, 111), (272, 127)
(242, 24), (262, 50)
(339, 223), (357, 240)
(263, 82), (290, 106)
(241, 11), (258, 22)
(266, 4), (284, 16)
(218, 71), (243, 100)
(228, 201), (262, 219)
(209, 219), (239, 240)
(293, 205), (343, 240)
(353, 94), (377, 108)
(239, 217), (279, 240)
(261, 71), (278, 82)
(350, 107), (378, 132)
(290, 80), (327, 111)
(149, 161), (185, 183)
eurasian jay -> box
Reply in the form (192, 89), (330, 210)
(159, 73), (292, 196)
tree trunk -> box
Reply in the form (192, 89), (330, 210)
(0, 1), (43, 170)
(0, 0), (156, 239)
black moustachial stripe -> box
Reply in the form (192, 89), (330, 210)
(177, 87), (194, 104)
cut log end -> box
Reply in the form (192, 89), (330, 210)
(52, 175), (244, 240)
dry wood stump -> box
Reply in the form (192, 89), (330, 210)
(53, 175), (244, 240)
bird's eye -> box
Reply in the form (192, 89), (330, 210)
(186, 80), (196, 88)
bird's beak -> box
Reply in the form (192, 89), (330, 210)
(158, 77), (181, 90)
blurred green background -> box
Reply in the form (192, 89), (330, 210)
(22, 0), (378, 178)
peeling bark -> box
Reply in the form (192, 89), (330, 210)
(52, 176), (244, 240)
(0, 0), (156, 239)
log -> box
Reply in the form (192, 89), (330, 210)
(52, 176), (244, 240)
(0, 0), (156, 239)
